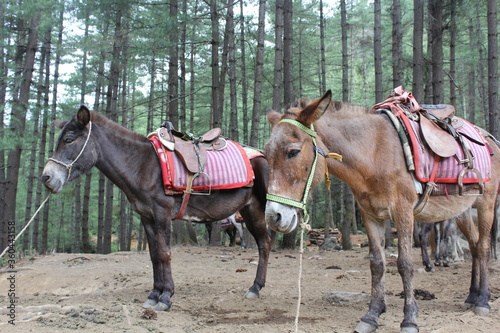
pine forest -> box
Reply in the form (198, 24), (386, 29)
(0, 0), (498, 254)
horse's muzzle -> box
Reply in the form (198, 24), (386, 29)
(265, 201), (298, 234)
(41, 162), (65, 193)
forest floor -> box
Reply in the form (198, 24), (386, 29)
(1, 240), (500, 333)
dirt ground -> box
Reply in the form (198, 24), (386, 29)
(1, 242), (499, 333)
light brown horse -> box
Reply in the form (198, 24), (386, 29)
(264, 91), (500, 333)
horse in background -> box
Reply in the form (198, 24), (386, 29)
(264, 90), (500, 333)
(206, 213), (246, 248)
(418, 219), (464, 272)
(42, 106), (271, 312)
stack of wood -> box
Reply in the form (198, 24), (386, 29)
(306, 228), (341, 246)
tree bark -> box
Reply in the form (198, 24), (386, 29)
(392, 0), (403, 88)
(4, 14), (40, 252)
(412, 0), (424, 101)
(210, 0), (221, 129)
(429, 0), (443, 104)
(272, 0), (284, 111)
(168, 0), (179, 128)
(341, 0), (348, 102)
(239, 0), (249, 144)
(487, 0), (498, 137)
(249, 0), (266, 147)
(283, 0), (293, 105)
(227, 1), (238, 141)
(374, 0), (383, 102)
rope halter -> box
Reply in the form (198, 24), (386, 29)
(266, 119), (342, 223)
(48, 121), (93, 185)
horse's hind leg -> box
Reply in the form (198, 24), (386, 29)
(418, 223), (434, 272)
(239, 204), (271, 299)
(455, 207), (492, 315)
(355, 216), (387, 333)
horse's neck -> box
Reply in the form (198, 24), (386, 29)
(93, 122), (155, 193)
(319, 112), (388, 187)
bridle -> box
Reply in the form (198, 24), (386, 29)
(48, 121), (93, 185)
(266, 119), (342, 220)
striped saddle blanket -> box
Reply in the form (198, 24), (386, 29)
(399, 112), (492, 186)
(149, 134), (256, 194)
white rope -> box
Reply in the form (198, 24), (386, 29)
(294, 218), (311, 333)
(0, 193), (51, 258)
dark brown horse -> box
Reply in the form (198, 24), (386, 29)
(42, 106), (271, 311)
(264, 91), (500, 333)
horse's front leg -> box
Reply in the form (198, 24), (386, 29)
(141, 214), (175, 311)
(395, 212), (419, 333)
(354, 215), (387, 333)
(240, 206), (271, 299)
(153, 216), (174, 311)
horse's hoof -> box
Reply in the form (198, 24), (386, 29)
(153, 301), (171, 311)
(425, 266), (434, 272)
(473, 306), (490, 316)
(142, 299), (158, 309)
(354, 320), (377, 333)
(400, 327), (418, 333)
(245, 290), (260, 299)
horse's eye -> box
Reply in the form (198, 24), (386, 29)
(63, 136), (74, 144)
(287, 149), (300, 159)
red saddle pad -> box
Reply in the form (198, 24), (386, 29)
(399, 114), (492, 184)
(149, 135), (255, 194)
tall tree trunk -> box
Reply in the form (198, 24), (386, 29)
(374, 0), (383, 102)
(24, 30), (50, 252)
(210, 0), (222, 129)
(80, 16), (92, 253)
(249, 0), (266, 147)
(102, 7), (124, 254)
(487, 0), (498, 137)
(272, 0), (284, 111)
(412, 0), (424, 101)
(429, 0), (443, 104)
(319, 0), (326, 93)
(239, 0), (249, 144)
(179, 0), (187, 131)
(283, 0), (293, 105)
(467, 25), (476, 123)
(227, 1), (238, 141)
(392, 0), (403, 88)
(4, 14), (40, 252)
(341, 0), (348, 102)
(449, 2), (456, 107)
(0, 2), (7, 251)
(168, 0), (179, 128)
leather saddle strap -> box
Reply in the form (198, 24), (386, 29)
(175, 173), (195, 220)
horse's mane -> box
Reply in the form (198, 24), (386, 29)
(90, 111), (147, 141)
(284, 97), (372, 119)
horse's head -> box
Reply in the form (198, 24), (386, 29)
(42, 105), (97, 193)
(264, 90), (333, 233)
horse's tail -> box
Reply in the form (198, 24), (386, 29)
(492, 191), (499, 260)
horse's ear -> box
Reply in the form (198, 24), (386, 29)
(297, 90), (332, 125)
(267, 109), (282, 127)
(77, 105), (91, 128)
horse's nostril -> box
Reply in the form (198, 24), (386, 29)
(42, 175), (50, 183)
(276, 213), (282, 224)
